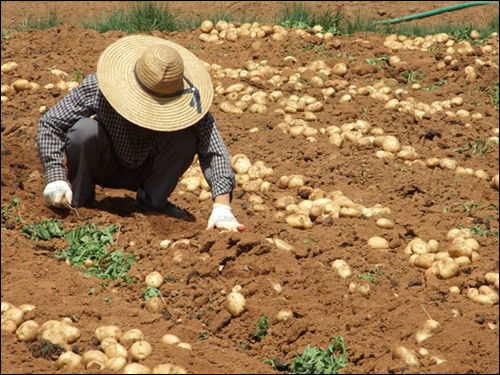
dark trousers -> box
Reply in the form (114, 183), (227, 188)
(65, 118), (197, 208)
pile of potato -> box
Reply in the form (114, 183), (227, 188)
(1, 62), (79, 104)
(198, 20), (336, 44)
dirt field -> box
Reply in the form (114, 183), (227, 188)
(1, 1), (499, 374)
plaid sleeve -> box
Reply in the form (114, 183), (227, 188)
(37, 74), (98, 185)
(193, 112), (235, 200)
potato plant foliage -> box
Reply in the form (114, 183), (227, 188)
(290, 336), (348, 374)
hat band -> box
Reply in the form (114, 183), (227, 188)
(133, 64), (202, 113)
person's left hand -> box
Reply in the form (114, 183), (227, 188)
(207, 203), (245, 232)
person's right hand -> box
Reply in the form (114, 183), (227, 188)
(43, 181), (73, 208)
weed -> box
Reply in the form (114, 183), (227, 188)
(291, 336), (348, 374)
(263, 359), (291, 372)
(459, 224), (499, 243)
(454, 200), (482, 213)
(142, 287), (163, 301)
(252, 316), (270, 341)
(422, 78), (447, 91)
(197, 331), (211, 341)
(1, 197), (20, 228)
(453, 137), (495, 156)
(54, 222), (137, 283)
(89, 287), (95, 295)
(488, 204), (499, 210)
(71, 69), (81, 82)
(357, 267), (383, 285)
(298, 42), (316, 52)
(365, 55), (388, 65)
(302, 235), (315, 244)
(359, 107), (368, 115)
(22, 219), (66, 241)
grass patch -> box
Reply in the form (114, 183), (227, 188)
(275, 2), (344, 34)
(290, 336), (348, 374)
(11, 8), (65, 32)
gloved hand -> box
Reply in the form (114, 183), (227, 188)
(207, 203), (245, 232)
(43, 181), (73, 208)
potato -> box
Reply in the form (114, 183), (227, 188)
(145, 272), (163, 288)
(332, 63), (347, 77)
(439, 158), (458, 170)
(368, 237), (389, 250)
(101, 337), (117, 351)
(428, 240), (440, 253)
(392, 345), (420, 367)
(376, 218), (394, 229)
(1, 307), (24, 326)
(130, 340), (152, 361)
(104, 356), (126, 371)
(382, 136), (400, 153)
(152, 364), (188, 374)
(485, 272), (499, 286)
(467, 288), (494, 306)
(95, 325), (122, 342)
(348, 281), (370, 297)
(123, 363), (152, 374)
(145, 296), (167, 314)
(16, 320), (39, 342)
(226, 292), (246, 317)
(414, 255), (434, 269)
(231, 154), (252, 174)
(57, 351), (83, 371)
(287, 175), (306, 188)
(491, 174), (499, 190)
(415, 319), (441, 344)
(82, 350), (109, 366)
(105, 342), (128, 359)
(1, 319), (17, 334)
(448, 243), (473, 259)
(438, 261), (459, 280)
(331, 260), (352, 278)
(276, 309), (293, 323)
(42, 328), (68, 345)
(286, 213), (313, 229)
(411, 239), (430, 255)
(199, 20), (213, 33)
(120, 329), (144, 347)
(162, 334), (181, 345)
(1, 62), (19, 73)
(177, 342), (192, 351)
(58, 323), (80, 344)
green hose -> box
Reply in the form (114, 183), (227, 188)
(374, 2), (498, 25)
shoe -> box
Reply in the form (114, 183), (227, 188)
(134, 189), (193, 221)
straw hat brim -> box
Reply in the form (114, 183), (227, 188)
(96, 35), (213, 132)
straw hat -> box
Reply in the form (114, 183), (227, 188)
(96, 35), (213, 131)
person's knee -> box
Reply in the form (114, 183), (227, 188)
(66, 118), (100, 146)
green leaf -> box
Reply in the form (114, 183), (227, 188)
(142, 287), (163, 301)
(3, 35), (11, 40)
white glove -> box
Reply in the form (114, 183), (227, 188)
(43, 181), (73, 208)
(207, 203), (245, 232)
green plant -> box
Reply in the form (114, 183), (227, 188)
(54, 222), (137, 283)
(290, 336), (348, 374)
(422, 78), (447, 91)
(357, 267), (383, 285)
(359, 107), (368, 115)
(459, 224), (499, 242)
(12, 8), (65, 32)
(22, 219), (66, 241)
(365, 55), (388, 70)
(275, 2), (343, 33)
(142, 287), (163, 301)
(71, 69), (81, 82)
(453, 137), (495, 156)
(197, 331), (211, 341)
(1, 197), (20, 228)
(454, 200), (482, 212)
(252, 316), (270, 341)
(263, 359), (291, 372)
(298, 42), (316, 52)
(302, 235), (315, 244)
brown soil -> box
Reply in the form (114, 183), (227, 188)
(1, 1), (499, 374)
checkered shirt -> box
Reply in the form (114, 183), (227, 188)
(37, 73), (235, 199)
